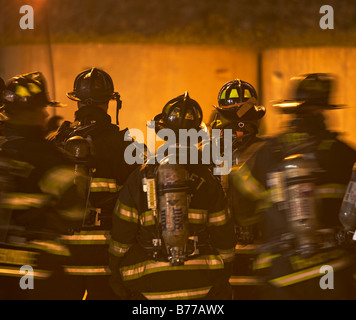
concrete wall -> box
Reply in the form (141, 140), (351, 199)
(0, 44), (258, 141)
(2, 44), (356, 149)
(262, 47), (356, 149)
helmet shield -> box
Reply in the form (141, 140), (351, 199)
(217, 79), (258, 110)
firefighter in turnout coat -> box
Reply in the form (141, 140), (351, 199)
(109, 93), (236, 300)
(232, 73), (356, 300)
(0, 72), (86, 300)
(48, 67), (140, 299)
(209, 79), (267, 299)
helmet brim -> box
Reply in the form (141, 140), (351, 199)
(152, 112), (205, 132)
(66, 91), (117, 103)
(272, 99), (345, 113)
(48, 100), (66, 108)
(66, 92), (81, 102)
(152, 113), (165, 133)
(213, 102), (266, 121)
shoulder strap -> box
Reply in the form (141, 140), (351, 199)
(49, 121), (75, 146)
(70, 122), (120, 139)
(50, 121), (111, 147)
(273, 134), (320, 162)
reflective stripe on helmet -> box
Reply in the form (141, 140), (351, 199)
(229, 89), (239, 99)
(218, 79), (258, 108)
(15, 85), (31, 98)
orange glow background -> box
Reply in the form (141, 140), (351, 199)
(1, 1), (356, 148)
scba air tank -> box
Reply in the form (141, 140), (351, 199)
(283, 153), (319, 256)
(339, 163), (356, 241)
(157, 163), (190, 266)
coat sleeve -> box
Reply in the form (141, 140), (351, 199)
(109, 169), (141, 298)
(39, 165), (87, 231)
(205, 174), (236, 280)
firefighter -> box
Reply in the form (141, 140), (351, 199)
(338, 163), (356, 291)
(209, 79), (267, 299)
(0, 72), (86, 300)
(233, 73), (356, 300)
(47, 67), (140, 300)
(109, 92), (236, 300)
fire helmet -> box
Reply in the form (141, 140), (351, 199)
(153, 92), (203, 132)
(2, 72), (61, 112)
(217, 79), (258, 110)
(211, 79), (266, 150)
(67, 67), (119, 105)
(273, 73), (343, 114)
(212, 79), (265, 130)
